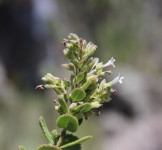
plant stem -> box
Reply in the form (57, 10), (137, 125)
(57, 129), (66, 147)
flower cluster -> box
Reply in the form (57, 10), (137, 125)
(26, 33), (124, 150)
(38, 33), (124, 120)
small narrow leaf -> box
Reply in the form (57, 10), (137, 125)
(76, 72), (84, 83)
(71, 88), (86, 102)
(18, 145), (26, 150)
(58, 95), (68, 113)
(39, 116), (54, 145)
(57, 114), (78, 133)
(37, 144), (62, 150)
(71, 103), (92, 114)
(60, 135), (92, 149)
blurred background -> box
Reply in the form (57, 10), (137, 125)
(0, 0), (162, 150)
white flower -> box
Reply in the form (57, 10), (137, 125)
(103, 57), (115, 68)
(112, 73), (124, 84)
(91, 57), (99, 70)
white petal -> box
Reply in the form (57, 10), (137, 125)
(118, 77), (124, 84)
(103, 57), (115, 68)
(92, 57), (99, 70)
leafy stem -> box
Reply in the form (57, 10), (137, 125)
(56, 129), (66, 147)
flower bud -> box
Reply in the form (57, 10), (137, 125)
(55, 106), (59, 111)
(77, 102), (83, 105)
(85, 42), (97, 55)
(68, 33), (79, 40)
(88, 70), (96, 75)
(96, 62), (104, 70)
(82, 54), (89, 61)
(87, 57), (97, 68)
(55, 105), (64, 114)
(91, 101), (103, 108)
(69, 63), (75, 71)
(99, 79), (106, 89)
(63, 48), (75, 59)
(87, 75), (98, 84)
(41, 73), (56, 83)
(69, 40), (78, 45)
(66, 43), (73, 49)
(82, 39), (87, 54)
(69, 103), (77, 112)
(62, 64), (71, 70)
(62, 63), (75, 71)
(89, 44), (97, 55)
(44, 84), (58, 89)
(97, 72), (105, 78)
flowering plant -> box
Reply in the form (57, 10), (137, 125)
(18, 33), (124, 150)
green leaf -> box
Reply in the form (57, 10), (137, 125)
(37, 144), (62, 150)
(18, 145), (26, 150)
(81, 65), (88, 73)
(60, 135), (92, 149)
(71, 88), (86, 102)
(76, 72), (84, 83)
(60, 134), (81, 150)
(39, 116), (54, 145)
(81, 81), (91, 90)
(58, 95), (68, 113)
(57, 114), (78, 133)
(71, 103), (92, 114)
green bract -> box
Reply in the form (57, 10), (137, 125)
(71, 103), (92, 114)
(76, 72), (84, 83)
(71, 88), (86, 102)
(56, 114), (78, 133)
